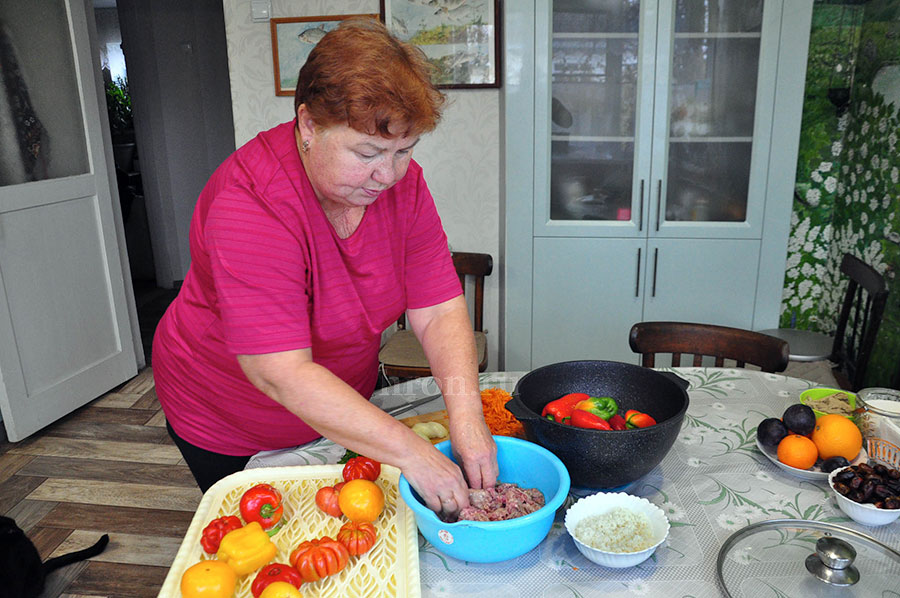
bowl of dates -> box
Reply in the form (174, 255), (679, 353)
(828, 462), (900, 526)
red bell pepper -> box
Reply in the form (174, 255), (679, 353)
(541, 392), (589, 423)
(250, 563), (304, 598)
(342, 455), (381, 482)
(625, 409), (657, 429)
(199, 515), (242, 554)
(240, 483), (284, 533)
(570, 409), (613, 430)
(608, 413), (628, 431)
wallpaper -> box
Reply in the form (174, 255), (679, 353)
(784, 0), (900, 387)
(221, 0), (502, 369)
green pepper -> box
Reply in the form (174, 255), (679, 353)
(541, 392), (589, 423)
(573, 396), (618, 421)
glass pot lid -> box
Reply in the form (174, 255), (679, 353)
(716, 519), (900, 597)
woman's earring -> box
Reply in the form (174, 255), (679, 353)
(302, 139), (310, 153)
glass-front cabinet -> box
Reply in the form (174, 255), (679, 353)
(505, 0), (813, 369)
(537, 0), (772, 237)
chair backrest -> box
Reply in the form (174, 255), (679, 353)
(629, 321), (790, 373)
(397, 251), (493, 331)
(831, 253), (888, 391)
(451, 251), (493, 332)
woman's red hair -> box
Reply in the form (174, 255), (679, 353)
(294, 18), (445, 137)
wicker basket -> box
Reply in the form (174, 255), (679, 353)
(865, 437), (900, 469)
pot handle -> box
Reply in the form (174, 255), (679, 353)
(504, 396), (539, 422)
(658, 371), (690, 391)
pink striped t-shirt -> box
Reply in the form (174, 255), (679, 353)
(152, 120), (461, 455)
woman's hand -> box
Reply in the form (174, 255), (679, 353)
(407, 295), (500, 498)
(449, 413), (497, 491)
(397, 438), (472, 519)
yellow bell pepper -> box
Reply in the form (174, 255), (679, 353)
(216, 521), (277, 576)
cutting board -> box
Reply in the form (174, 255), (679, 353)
(400, 409), (450, 444)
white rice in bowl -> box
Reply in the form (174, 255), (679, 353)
(573, 507), (655, 553)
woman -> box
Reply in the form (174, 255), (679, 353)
(152, 18), (497, 517)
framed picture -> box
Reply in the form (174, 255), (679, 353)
(384, 0), (501, 89)
(270, 14), (380, 96)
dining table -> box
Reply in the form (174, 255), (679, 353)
(246, 368), (900, 597)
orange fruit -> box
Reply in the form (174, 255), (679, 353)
(338, 478), (384, 522)
(260, 581), (304, 598)
(777, 434), (819, 470)
(180, 560), (237, 598)
(811, 414), (863, 461)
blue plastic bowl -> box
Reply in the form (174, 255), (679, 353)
(398, 435), (571, 563)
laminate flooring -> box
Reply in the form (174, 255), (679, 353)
(0, 368), (201, 598)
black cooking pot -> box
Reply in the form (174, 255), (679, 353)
(506, 360), (689, 489)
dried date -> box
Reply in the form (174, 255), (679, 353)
(832, 462), (900, 509)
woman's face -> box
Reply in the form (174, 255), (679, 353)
(298, 107), (419, 210)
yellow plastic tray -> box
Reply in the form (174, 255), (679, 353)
(157, 465), (420, 598)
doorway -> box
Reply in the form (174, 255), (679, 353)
(94, 2), (168, 361)
(91, 0), (235, 362)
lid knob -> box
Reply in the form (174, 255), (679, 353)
(816, 537), (856, 569)
(805, 536), (860, 586)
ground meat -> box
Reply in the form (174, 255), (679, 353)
(455, 483), (545, 522)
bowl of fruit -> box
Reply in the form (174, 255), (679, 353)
(828, 462), (900, 526)
(756, 402), (866, 480)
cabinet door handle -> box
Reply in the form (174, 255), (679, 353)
(651, 248), (659, 297)
(638, 179), (644, 231)
(635, 247), (641, 297)
(655, 180), (662, 232)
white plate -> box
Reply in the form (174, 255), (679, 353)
(756, 437), (867, 481)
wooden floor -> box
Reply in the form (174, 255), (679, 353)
(0, 367), (201, 598)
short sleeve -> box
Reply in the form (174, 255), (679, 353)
(400, 169), (461, 309)
(205, 185), (312, 355)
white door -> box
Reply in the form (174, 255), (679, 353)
(0, 0), (137, 441)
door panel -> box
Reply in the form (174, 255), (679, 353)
(0, 0), (137, 441)
(532, 237), (645, 367)
(642, 238), (761, 328)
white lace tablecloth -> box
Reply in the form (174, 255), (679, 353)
(247, 368), (900, 597)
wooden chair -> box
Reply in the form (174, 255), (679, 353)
(378, 252), (493, 380)
(629, 321), (790, 373)
(829, 253), (888, 391)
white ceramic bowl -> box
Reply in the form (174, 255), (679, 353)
(564, 492), (670, 568)
(828, 466), (900, 527)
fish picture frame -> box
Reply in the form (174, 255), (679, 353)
(270, 14), (382, 96)
(384, 0), (501, 89)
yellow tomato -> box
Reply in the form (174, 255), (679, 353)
(180, 560), (237, 598)
(337, 478), (384, 522)
(259, 581), (304, 598)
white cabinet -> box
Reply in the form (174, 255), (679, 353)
(503, 0), (813, 370)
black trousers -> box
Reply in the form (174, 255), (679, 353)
(166, 421), (251, 493)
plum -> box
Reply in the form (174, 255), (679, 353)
(782, 404), (816, 436)
(821, 456), (851, 473)
(757, 418), (788, 448)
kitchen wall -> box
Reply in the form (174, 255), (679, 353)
(784, 0), (900, 387)
(221, 0), (503, 370)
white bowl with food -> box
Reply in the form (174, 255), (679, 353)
(828, 465), (900, 527)
(564, 492), (670, 568)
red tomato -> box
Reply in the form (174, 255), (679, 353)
(336, 521), (378, 556)
(314, 485), (343, 518)
(342, 456), (381, 482)
(289, 537), (350, 583)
